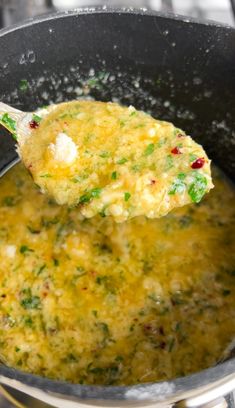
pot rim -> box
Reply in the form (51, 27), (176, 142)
(0, 7), (235, 402)
(0, 5), (234, 39)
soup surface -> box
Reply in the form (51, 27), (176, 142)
(19, 101), (213, 221)
(0, 164), (234, 385)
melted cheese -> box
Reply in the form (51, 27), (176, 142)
(19, 100), (213, 221)
(0, 164), (234, 385)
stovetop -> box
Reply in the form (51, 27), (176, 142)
(0, 0), (234, 407)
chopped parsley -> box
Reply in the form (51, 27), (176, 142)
(99, 151), (110, 158)
(19, 79), (29, 91)
(129, 111), (137, 117)
(40, 173), (52, 178)
(111, 171), (117, 180)
(222, 289), (231, 296)
(132, 164), (142, 173)
(21, 289), (41, 310)
(157, 138), (166, 147)
(144, 143), (155, 156)
(124, 192), (131, 201)
(2, 196), (16, 207)
(169, 173), (186, 195)
(189, 153), (198, 163)
(72, 174), (88, 183)
(117, 158), (128, 165)
(0, 113), (17, 140)
(165, 154), (174, 170)
(188, 172), (207, 203)
(35, 264), (46, 276)
(79, 188), (102, 204)
(32, 114), (42, 124)
(53, 258), (60, 266)
(20, 245), (34, 254)
(119, 120), (126, 128)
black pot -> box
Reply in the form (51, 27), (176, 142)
(0, 8), (235, 408)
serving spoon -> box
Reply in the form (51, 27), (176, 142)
(0, 101), (55, 146)
(0, 99), (213, 222)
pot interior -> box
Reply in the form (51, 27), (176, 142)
(0, 9), (235, 403)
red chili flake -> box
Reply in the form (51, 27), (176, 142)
(150, 179), (156, 185)
(191, 157), (205, 169)
(29, 120), (39, 129)
(160, 341), (166, 349)
(144, 324), (152, 331)
(90, 270), (97, 277)
(171, 146), (182, 155)
(27, 164), (33, 170)
(82, 287), (88, 290)
(44, 282), (50, 290)
(159, 326), (165, 336)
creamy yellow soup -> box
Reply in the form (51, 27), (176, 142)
(0, 163), (234, 385)
(19, 101), (213, 221)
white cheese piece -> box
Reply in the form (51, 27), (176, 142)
(148, 127), (157, 137)
(49, 132), (77, 164)
(5, 245), (16, 258)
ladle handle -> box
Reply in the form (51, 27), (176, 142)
(0, 102), (24, 140)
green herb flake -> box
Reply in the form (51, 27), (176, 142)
(144, 143), (155, 156)
(132, 164), (142, 173)
(135, 123), (145, 129)
(189, 153), (198, 163)
(99, 208), (106, 218)
(169, 176), (186, 195)
(24, 316), (33, 327)
(20, 245), (34, 254)
(99, 151), (110, 158)
(222, 289), (231, 296)
(115, 355), (124, 362)
(157, 138), (166, 147)
(27, 225), (40, 234)
(130, 111), (137, 117)
(178, 173), (186, 180)
(32, 114), (42, 124)
(53, 258), (59, 266)
(119, 119), (126, 128)
(15, 346), (20, 352)
(124, 192), (131, 202)
(21, 291), (41, 310)
(97, 321), (110, 335)
(40, 173), (52, 178)
(111, 171), (117, 180)
(188, 172), (207, 203)
(165, 154), (174, 170)
(79, 187), (102, 204)
(36, 264), (46, 276)
(2, 196), (16, 207)
(0, 113), (17, 140)
(117, 158), (128, 165)
(19, 79), (29, 91)
(72, 174), (88, 183)
(168, 338), (175, 352)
